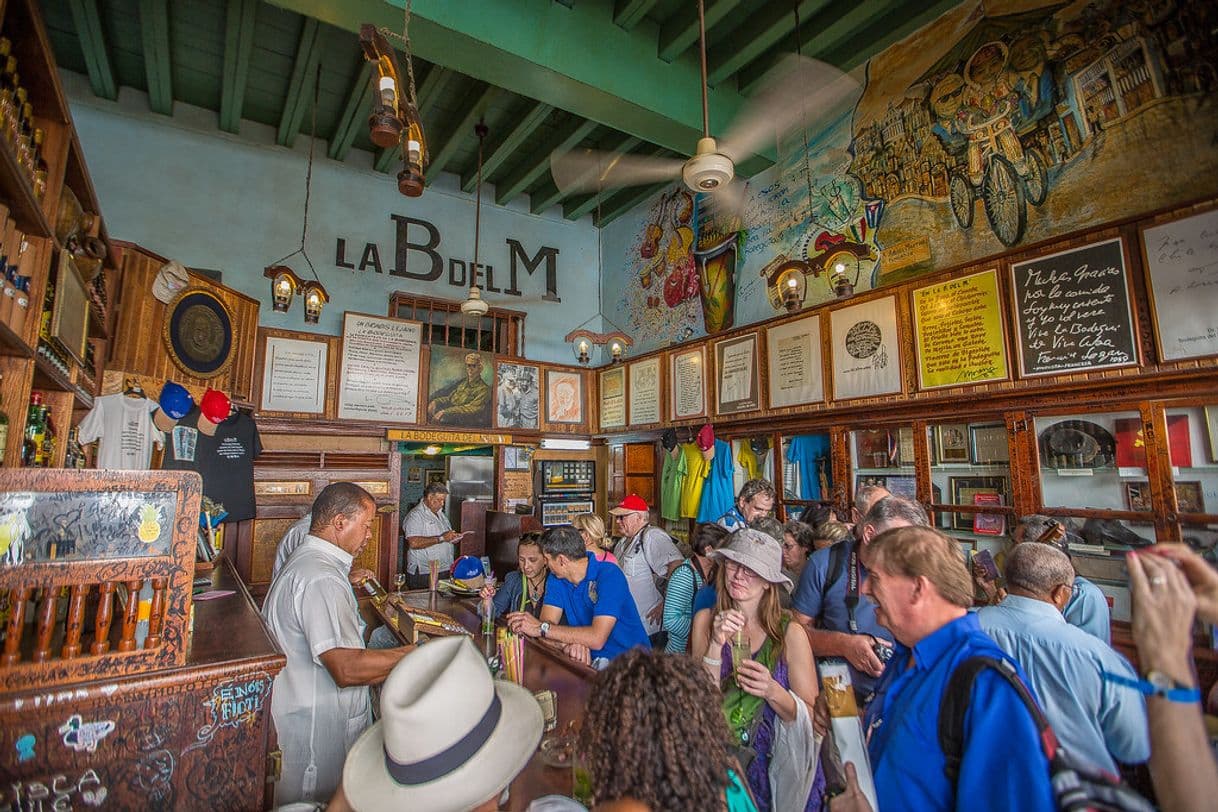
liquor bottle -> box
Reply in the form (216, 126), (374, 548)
(0, 374), (8, 466)
(21, 392), (43, 466)
(31, 128), (46, 200)
(37, 403), (54, 467)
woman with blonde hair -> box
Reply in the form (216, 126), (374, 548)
(573, 513), (617, 564)
(690, 528), (823, 811)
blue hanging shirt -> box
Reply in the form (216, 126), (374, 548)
(697, 439), (735, 523)
(786, 434), (831, 501)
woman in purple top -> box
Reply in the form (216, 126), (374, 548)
(691, 529), (825, 811)
(573, 513), (617, 564)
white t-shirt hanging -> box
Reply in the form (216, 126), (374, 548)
(77, 393), (164, 469)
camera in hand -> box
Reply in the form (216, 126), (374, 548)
(873, 639), (894, 663)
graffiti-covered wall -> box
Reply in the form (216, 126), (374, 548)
(601, 0), (1218, 356)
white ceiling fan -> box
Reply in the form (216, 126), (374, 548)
(549, 0), (859, 200)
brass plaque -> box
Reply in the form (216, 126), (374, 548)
(255, 481), (311, 496)
(351, 480), (390, 495)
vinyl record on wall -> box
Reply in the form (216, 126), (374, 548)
(163, 287), (235, 379)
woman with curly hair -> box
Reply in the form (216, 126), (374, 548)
(690, 529), (823, 811)
(578, 649), (757, 812)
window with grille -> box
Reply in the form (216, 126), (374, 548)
(389, 293), (525, 357)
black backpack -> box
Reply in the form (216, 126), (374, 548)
(938, 655), (1154, 812)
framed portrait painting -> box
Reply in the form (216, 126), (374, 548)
(427, 347), (493, 428)
(546, 370), (584, 424)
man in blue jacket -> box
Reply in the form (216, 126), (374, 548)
(860, 525), (1055, 812)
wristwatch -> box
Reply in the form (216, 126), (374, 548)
(1103, 669), (1201, 702)
(539, 622), (551, 639)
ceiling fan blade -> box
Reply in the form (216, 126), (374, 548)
(701, 178), (750, 231)
(717, 54), (860, 167)
(550, 148), (684, 195)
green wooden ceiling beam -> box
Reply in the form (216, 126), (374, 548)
(658, 0), (743, 63)
(823, 0), (962, 72)
(423, 83), (499, 184)
(532, 132), (640, 214)
(707, 0), (831, 87)
(328, 61), (373, 160)
(220, 0), (258, 134)
(461, 101), (554, 192)
(263, 0), (764, 162)
(138, 0), (173, 115)
(66, 0), (118, 100)
(563, 145), (663, 220)
(613, 0), (659, 31)
(495, 117), (599, 205)
(374, 143), (398, 173)
(737, 0), (888, 95)
(597, 181), (669, 226)
(276, 17), (322, 148)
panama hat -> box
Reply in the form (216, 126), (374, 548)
(342, 636), (543, 812)
(708, 528), (793, 590)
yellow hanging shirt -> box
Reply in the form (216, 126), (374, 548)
(679, 442), (710, 519)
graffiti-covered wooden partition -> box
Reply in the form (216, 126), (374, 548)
(0, 470), (285, 810)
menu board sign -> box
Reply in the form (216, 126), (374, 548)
(912, 270), (1009, 389)
(599, 366), (626, 430)
(338, 312), (422, 422)
(1010, 238), (1137, 377)
(1142, 207), (1218, 361)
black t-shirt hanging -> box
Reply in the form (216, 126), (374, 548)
(160, 407), (262, 522)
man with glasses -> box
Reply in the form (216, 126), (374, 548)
(609, 494), (683, 647)
(978, 542), (1148, 774)
(427, 351), (491, 426)
(402, 482), (461, 589)
(716, 478), (776, 531)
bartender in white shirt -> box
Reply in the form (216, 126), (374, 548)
(401, 481), (462, 589)
(262, 483), (412, 806)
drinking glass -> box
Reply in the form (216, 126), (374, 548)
(428, 559), (440, 592)
(572, 756), (593, 806)
(392, 573), (406, 595)
(481, 573), (497, 635)
(731, 629), (750, 681)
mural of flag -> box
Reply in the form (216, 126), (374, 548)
(865, 200), (884, 230)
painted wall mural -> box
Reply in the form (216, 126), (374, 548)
(601, 0), (1218, 356)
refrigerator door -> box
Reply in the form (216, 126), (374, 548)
(446, 456), (495, 528)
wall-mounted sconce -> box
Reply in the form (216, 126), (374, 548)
(301, 281), (330, 324)
(264, 265), (302, 312)
(565, 328), (633, 367)
(361, 23), (427, 198)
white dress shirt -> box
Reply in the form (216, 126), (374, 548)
(262, 536), (371, 805)
(402, 500), (454, 575)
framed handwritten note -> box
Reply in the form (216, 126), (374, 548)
(338, 312), (422, 422)
(670, 347), (706, 420)
(912, 270), (1009, 389)
(262, 336), (328, 413)
(1010, 238), (1137, 377)
(1142, 207), (1218, 361)
(765, 315), (824, 408)
(628, 357), (662, 425)
(599, 366), (626, 430)
(714, 333), (760, 415)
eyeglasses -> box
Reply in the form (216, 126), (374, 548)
(725, 560), (761, 580)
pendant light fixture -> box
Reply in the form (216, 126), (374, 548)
(565, 195), (632, 365)
(265, 63), (328, 322)
(460, 121), (491, 317)
(361, 0), (427, 197)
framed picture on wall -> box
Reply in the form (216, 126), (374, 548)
(496, 362), (540, 430)
(628, 356), (662, 425)
(599, 366), (626, 430)
(935, 424), (970, 464)
(670, 347), (707, 420)
(829, 295), (902, 400)
(969, 424), (1010, 464)
(765, 315), (823, 408)
(1208, 406), (1218, 463)
(426, 470), (445, 487)
(948, 476), (1008, 531)
(1176, 481), (1205, 514)
(1123, 481), (1152, 513)
(714, 333), (760, 415)
(407, 467), (422, 484)
(546, 370), (584, 424)
(1141, 208), (1218, 362)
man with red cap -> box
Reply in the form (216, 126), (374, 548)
(610, 494), (683, 646)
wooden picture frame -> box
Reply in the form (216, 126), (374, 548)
(545, 370), (584, 424)
(670, 346), (707, 421)
(714, 333), (760, 415)
(948, 476), (1008, 531)
(969, 424), (1010, 465)
(1140, 207), (1218, 362)
(935, 424), (971, 464)
(1123, 481), (1152, 513)
(1176, 481), (1205, 514)
(50, 251), (90, 366)
(628, 356), (662, 426)
(1206, 405), (1218, 464)
(598, 366), (626, 430)
(407, 467), (422, 484)
(854, 429), (893, 469)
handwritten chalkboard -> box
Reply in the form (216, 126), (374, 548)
(1010, 238), (1137, 377)
(0, 490), (177, 566)
(1142, 208), (1218, 361)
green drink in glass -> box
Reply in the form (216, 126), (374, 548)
(731, 629), (750, 682)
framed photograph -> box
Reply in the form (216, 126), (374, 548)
(854, 429), (894, 469)
(407, 467), (422, 484)
(427, 347), (494, 428)
(714, 333), (760, 415)
(897, 427), (916, 466)
(935, 424), (971, 464)
(948, 476), (1008, 531)
(546, 370), (584, 424)
(969, 424), (1010, 465)
(670, 347), (707, 420)
(496, 362), (540, 430)
(830, 295), (903, 400)
(426, 470), (446, 487)
(971, 492), (1006, 536)
(1123, 481), (1152, 513)
(765, 315), (824, 408)
(503, 446), (533, 472)
(599, 366), (626, 430)
(1141, 208), (1218, 362)
(1176, 481), (1205, 514)
(628, 356), (662, 425)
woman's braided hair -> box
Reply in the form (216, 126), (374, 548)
(578, 650), (732, 812)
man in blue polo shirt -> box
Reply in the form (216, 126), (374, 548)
(791, 495), (927, 702)
(506, 525), (650, 666)
(861, 525), (1054, 811)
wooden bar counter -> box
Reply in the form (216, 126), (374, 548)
(0, 558), (285, 810)
(373, 590), (596, 810)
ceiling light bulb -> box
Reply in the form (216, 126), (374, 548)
(379, 75), (396, 106)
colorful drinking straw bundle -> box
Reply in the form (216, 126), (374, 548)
(496, 628), (525, 684)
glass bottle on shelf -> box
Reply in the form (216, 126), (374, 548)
(0, 57), (16, 135)
(21, 391), (43, 467)
(36, 403), (54, 467)
(16, 102), (33, 176)
(0, 373), (8, 465)
(32, 128), (47, 201)
(8, 87), (27, 146)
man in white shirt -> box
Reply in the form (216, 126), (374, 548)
(262, 483), (412, 806)
(272, 511), (378, 585)
(402, 482), (461, 589)
(610, 494), (683, 645)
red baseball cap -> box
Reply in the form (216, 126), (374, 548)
(608, 494), (649, 516)
(199, 388), (231, 424)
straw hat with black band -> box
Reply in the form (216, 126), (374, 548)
(342, 636), (543, 811)
(708, 528), (794, 590)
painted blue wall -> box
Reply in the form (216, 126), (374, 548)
(63, 72), (601, 365)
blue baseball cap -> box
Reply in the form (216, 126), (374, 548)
(159, 381), (194, 419)
(450, 555), (484, 581)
